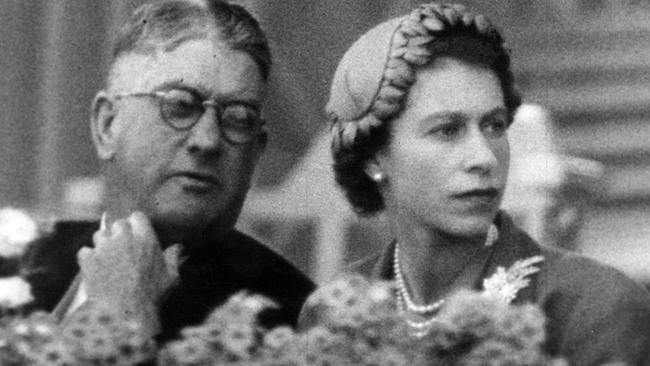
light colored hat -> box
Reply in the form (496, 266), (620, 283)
(327, 3), (504, 155)
(326, 17), (405, 122)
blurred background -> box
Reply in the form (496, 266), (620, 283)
(1, 0), (649, 285)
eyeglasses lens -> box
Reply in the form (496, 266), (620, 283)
(221, 105), (260, 144)
(158, 89), (261, 143)
(160, 90), (202, 129)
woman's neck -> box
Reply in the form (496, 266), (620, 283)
(391, 217), (493, 306)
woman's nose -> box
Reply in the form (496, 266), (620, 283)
(462, 126), (498, 174)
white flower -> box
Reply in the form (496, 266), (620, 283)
(482, 256), (544, 303)
(0, 207), (38, 257)
(34, 324), (54, 336)
(222, 325), (255, 359)
(0, 276), (34, 308)
(367, 283), (392, 303)
(13, 322), (30, 335)
(240, 293), (275, 312)
(263, 326), (295, 349)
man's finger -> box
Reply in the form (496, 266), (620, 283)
(163, 243), (182, 279)
(111, 219), (132, 237)
(100, 212), (109, 232)
(76, 247), (94, 268)
(92, 228), (110, 245)
(128, 211), (158, 245)
(92, 228), (118, 255)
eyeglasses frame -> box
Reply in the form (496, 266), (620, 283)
(113, 90), (265, 145)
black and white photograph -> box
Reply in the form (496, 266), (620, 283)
(0, 1), (649, 365)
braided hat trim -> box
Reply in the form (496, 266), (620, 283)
(331, 3), (502, 154)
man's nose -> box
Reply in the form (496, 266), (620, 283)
(462, 126), (498, 174)
(186, 107), (222, 152)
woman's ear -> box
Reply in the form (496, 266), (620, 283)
(364, 158), (387, 183)
(90, 91), (118, 161)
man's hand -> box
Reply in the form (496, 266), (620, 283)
(76, 211), (181, 335)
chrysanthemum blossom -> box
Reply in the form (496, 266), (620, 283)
(263, 326), (295, 349)
(0, 208), (38, 257)
(0, 276), (33, 308)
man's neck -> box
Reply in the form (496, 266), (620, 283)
(152, 220), (230, 252)
(101, 204), (229, 251)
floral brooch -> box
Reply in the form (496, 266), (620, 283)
(482, 255), (545, 303)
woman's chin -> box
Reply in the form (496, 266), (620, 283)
(437, 214), (496, 238)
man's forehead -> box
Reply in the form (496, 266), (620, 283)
(107, 39), (264, 101)
(108, 53), (161, 92)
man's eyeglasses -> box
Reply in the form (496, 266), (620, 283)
(114, 89), (264, 144)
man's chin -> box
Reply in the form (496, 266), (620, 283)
(148, 214), (223, 248)
(150, 199), (238, 231)
(151, 207), (214, 228)
(144, 186), (246, 237)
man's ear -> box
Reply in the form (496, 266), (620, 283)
(90, 91), (119, 161)
(253, 123), (269, 158)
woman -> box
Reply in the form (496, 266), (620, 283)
(312, 3), (650, 365)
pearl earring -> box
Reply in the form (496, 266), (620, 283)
(371, 172), (386, 183)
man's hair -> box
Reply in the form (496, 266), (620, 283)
(109, 0), (271, 81)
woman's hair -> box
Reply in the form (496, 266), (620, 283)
(110, 0), (271, 81)
(328, 3), (521, 215)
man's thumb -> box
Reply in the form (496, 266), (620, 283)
(163, 243), (183, 280)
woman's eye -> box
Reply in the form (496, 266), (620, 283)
(483, 119), (508, 137)
(431, 124), (461, 139)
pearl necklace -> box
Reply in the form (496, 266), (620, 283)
(394, 243), (445, 314)
(393, 224), (498, 337)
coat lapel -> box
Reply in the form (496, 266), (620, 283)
(481, 212), (545, 304)
(349, 211), (546, 304)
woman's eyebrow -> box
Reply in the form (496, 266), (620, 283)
(419, 111), (466, 124)
(421, 107), (507, 122)
(483, 107), (508, 118)
(416, 111), (464, 132)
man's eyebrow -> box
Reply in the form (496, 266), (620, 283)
(152, 80), (262, 108)
(152, 80), (204, 94)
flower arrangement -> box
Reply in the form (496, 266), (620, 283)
(0, 208), (571, 365)
(160, 273), (567, 366)
(0, 305), (155, 366)
(0, 275), (568, 366)
(160, 279), (423, 366)
(0, 276), (33, 310)
(0, 207), (39, 259)
(0, 208), (43, 315)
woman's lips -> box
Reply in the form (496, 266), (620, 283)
(451, 188), (500, 209)
(453, 187), (499, 198)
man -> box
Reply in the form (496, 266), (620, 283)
(22, 0), (314, 341)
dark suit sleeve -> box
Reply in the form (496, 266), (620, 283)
(540, 254), (650, 366)
(19, 222), (95, 311)
(222, 232), (316, 328)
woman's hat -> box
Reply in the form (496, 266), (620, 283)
(326, 16), (405, 122)
(327, 3), (502, 153)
